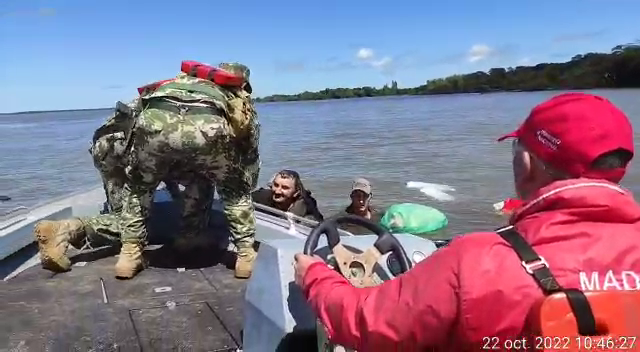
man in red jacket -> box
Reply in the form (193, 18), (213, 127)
(293, 93), (640, 351)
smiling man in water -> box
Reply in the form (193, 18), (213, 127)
(251, 169), (324, 221)
(293, 93), (640, 351)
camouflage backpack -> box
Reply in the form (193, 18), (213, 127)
(217, 62), (257, 140)
(142, 62), (257, 141)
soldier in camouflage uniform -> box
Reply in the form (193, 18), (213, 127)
(89, 98), (214, 249)
(34, 62), (261, 279)
(89, 96), (185, 214)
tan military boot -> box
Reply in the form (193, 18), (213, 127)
(234, 245), (257, 279)
(114, 242), (146, 279)
(34, 219), (86, 272)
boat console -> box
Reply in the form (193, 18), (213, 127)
(244, 214), (439, 351)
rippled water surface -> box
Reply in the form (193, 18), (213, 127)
(1, 89), (639, 238)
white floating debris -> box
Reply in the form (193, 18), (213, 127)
(406, 181), (456, 201)
(177, 268), (186, 272)
(74, 262), (87, 267)
(165, 301), (176, 309)
(154, 286), (172, 293)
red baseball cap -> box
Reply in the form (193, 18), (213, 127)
(498, 93), (634, 183)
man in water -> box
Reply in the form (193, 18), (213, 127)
(329, 178), (383, 235)
(294, 93), (640, 350)
(251, 169), (324, 221)
(34, 62), (261, 279)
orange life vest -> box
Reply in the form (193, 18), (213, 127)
(497, 226), (640, 351)
(136, 60), (245, 95)
(528, 290), (640, 351)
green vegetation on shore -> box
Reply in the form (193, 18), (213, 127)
(255, 42), (640, 102)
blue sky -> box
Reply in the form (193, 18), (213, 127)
(1, 0), (638, 113)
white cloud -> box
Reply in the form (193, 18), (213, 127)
(356, 48), (375, 60)
(355, 48), (394, 73)
(371, 57), (392, 69)
(467, 44), (493, 63)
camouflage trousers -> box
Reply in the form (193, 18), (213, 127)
(84, 129), (219, 246)
(81, 104), (257, 249)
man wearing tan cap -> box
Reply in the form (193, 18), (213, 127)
(330, 178), (383, 235)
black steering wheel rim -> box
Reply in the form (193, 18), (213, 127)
(304, 215), (413, 274)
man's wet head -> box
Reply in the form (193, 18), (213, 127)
(499, 93), (634, 200)
(270, 170), (302, 209)
(350, 178), (372, 215)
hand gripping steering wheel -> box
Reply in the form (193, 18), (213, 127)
(304, 215), (413, 287)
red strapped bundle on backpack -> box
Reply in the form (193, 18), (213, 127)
(180, 60), (245, 87)
(137, 79), (174, 95)
(136, 61), (246, 96)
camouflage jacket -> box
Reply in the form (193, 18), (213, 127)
(143, 73), (258, 137)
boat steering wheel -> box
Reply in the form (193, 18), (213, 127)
(304, 215), (413, 287)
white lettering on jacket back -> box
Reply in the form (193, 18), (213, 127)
(580, 270), (640, 290)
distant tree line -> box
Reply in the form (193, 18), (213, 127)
(255, 42), (640, 102)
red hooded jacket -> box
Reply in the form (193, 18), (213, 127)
(301, 178), (640, 351)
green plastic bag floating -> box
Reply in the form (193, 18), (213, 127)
(379, 203), (448, 235)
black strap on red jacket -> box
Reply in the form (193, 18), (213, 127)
(495, 225), (598, 336)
